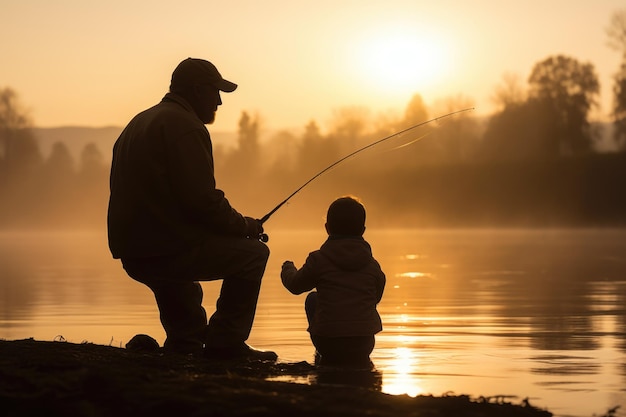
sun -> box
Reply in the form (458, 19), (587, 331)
(354, 26), (450, 93)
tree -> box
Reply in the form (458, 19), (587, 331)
(0, 88), (43, 226)
(297, 120), (337, 176)
(0, 88), (41, 175)
(402, 94), (429, 128)
(612, 62), (626, 149)
(229, 111), (261, 177)
(40, 142), (76, 224)
(328, 106), (370, 154)
(263, 129), (300, 206)
(79, 142), (105, 180)
(237, 111), (260, 165)
(430, 95), (479, 163)
(480, 99), (556, 161)
(606, 9), (626, 53)
(606, 9), (626, 149)
(221, 111), (262, 202)
(75, 142), (108, 225)
(46, 142), (75, 179)
(43, 141), (75, 198)
(391, 94), (437, 167)
(527, 55), (600, 156)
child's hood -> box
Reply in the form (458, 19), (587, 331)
(319, 236), (374, 271)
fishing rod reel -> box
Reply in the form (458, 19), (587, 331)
(257, 214), (271, 243)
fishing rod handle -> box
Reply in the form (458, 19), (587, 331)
(257, 217), (269, 242)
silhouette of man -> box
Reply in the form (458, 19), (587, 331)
(107, 58), (276, 361)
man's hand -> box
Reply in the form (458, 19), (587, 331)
(244, 217), (264, 239)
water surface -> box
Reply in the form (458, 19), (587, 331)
(1, 228), (625, 417)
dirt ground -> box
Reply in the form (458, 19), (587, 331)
(0, 338), (554, 417)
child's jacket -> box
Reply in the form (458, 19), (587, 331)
(281, 236), (386, 337)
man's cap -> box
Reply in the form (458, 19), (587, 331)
(170, 58), (237, 92)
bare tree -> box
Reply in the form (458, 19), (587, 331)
(0, 88), (43, 226)
(491, 72), (527, 111)
(0, 88), (41, 173)
(606, 9), (626, 54)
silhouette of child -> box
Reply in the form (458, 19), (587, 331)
(281, 196), (386, 367)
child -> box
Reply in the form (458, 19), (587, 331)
(281, 196), (386, 368)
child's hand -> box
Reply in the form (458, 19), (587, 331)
(282, 261), (298, 273)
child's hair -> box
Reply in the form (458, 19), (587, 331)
(326, 196), (366, 236)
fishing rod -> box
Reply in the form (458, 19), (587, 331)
(257, 107), (474, 242)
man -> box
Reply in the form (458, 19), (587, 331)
(107, 57), (276, 361)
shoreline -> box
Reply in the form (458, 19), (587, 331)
(0, 338), (554, 416)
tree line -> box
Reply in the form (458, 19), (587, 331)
(1, 10), (626, 229)
(0, 88), (108, 228)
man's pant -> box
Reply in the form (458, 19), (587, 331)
(122, 235), (270, 354)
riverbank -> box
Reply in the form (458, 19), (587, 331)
(0, 338), (556, 417)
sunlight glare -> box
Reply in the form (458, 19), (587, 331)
(355, 25), (450, 93)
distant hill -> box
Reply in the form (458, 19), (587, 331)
(32, 126), (122, 160)
(32, 126), (238, 160)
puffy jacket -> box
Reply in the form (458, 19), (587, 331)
(281, 236), (386, 337)
(107, 93), (247, 259)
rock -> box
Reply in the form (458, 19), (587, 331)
(125, 334), (160, 352)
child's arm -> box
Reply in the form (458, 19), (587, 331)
(281, 257), (318, 295)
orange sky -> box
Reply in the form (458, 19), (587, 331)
(1, 0), (624, 132)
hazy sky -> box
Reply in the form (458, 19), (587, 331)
(1, 0), (624, 132)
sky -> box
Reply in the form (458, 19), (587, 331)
(1, 0), (625, 132)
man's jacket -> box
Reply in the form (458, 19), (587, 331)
(108, 93), (247, 259)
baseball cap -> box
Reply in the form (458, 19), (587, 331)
(170, 58), (237, 92)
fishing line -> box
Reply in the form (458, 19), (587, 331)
(379, 130), (433, 153)
(256, 107), (474, 241)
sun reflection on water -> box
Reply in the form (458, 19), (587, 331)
(404, 254), (427, 260)
(396, 271), (433, 279)
(382, 347), (424, 396)
(379, 343), (425, 397)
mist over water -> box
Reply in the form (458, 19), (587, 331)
(1, 82), (625, 234)
(3, 121), (624, 234)
(1, 228), (625, 417)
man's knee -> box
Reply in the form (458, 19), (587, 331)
(247, 240), (270, 269)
